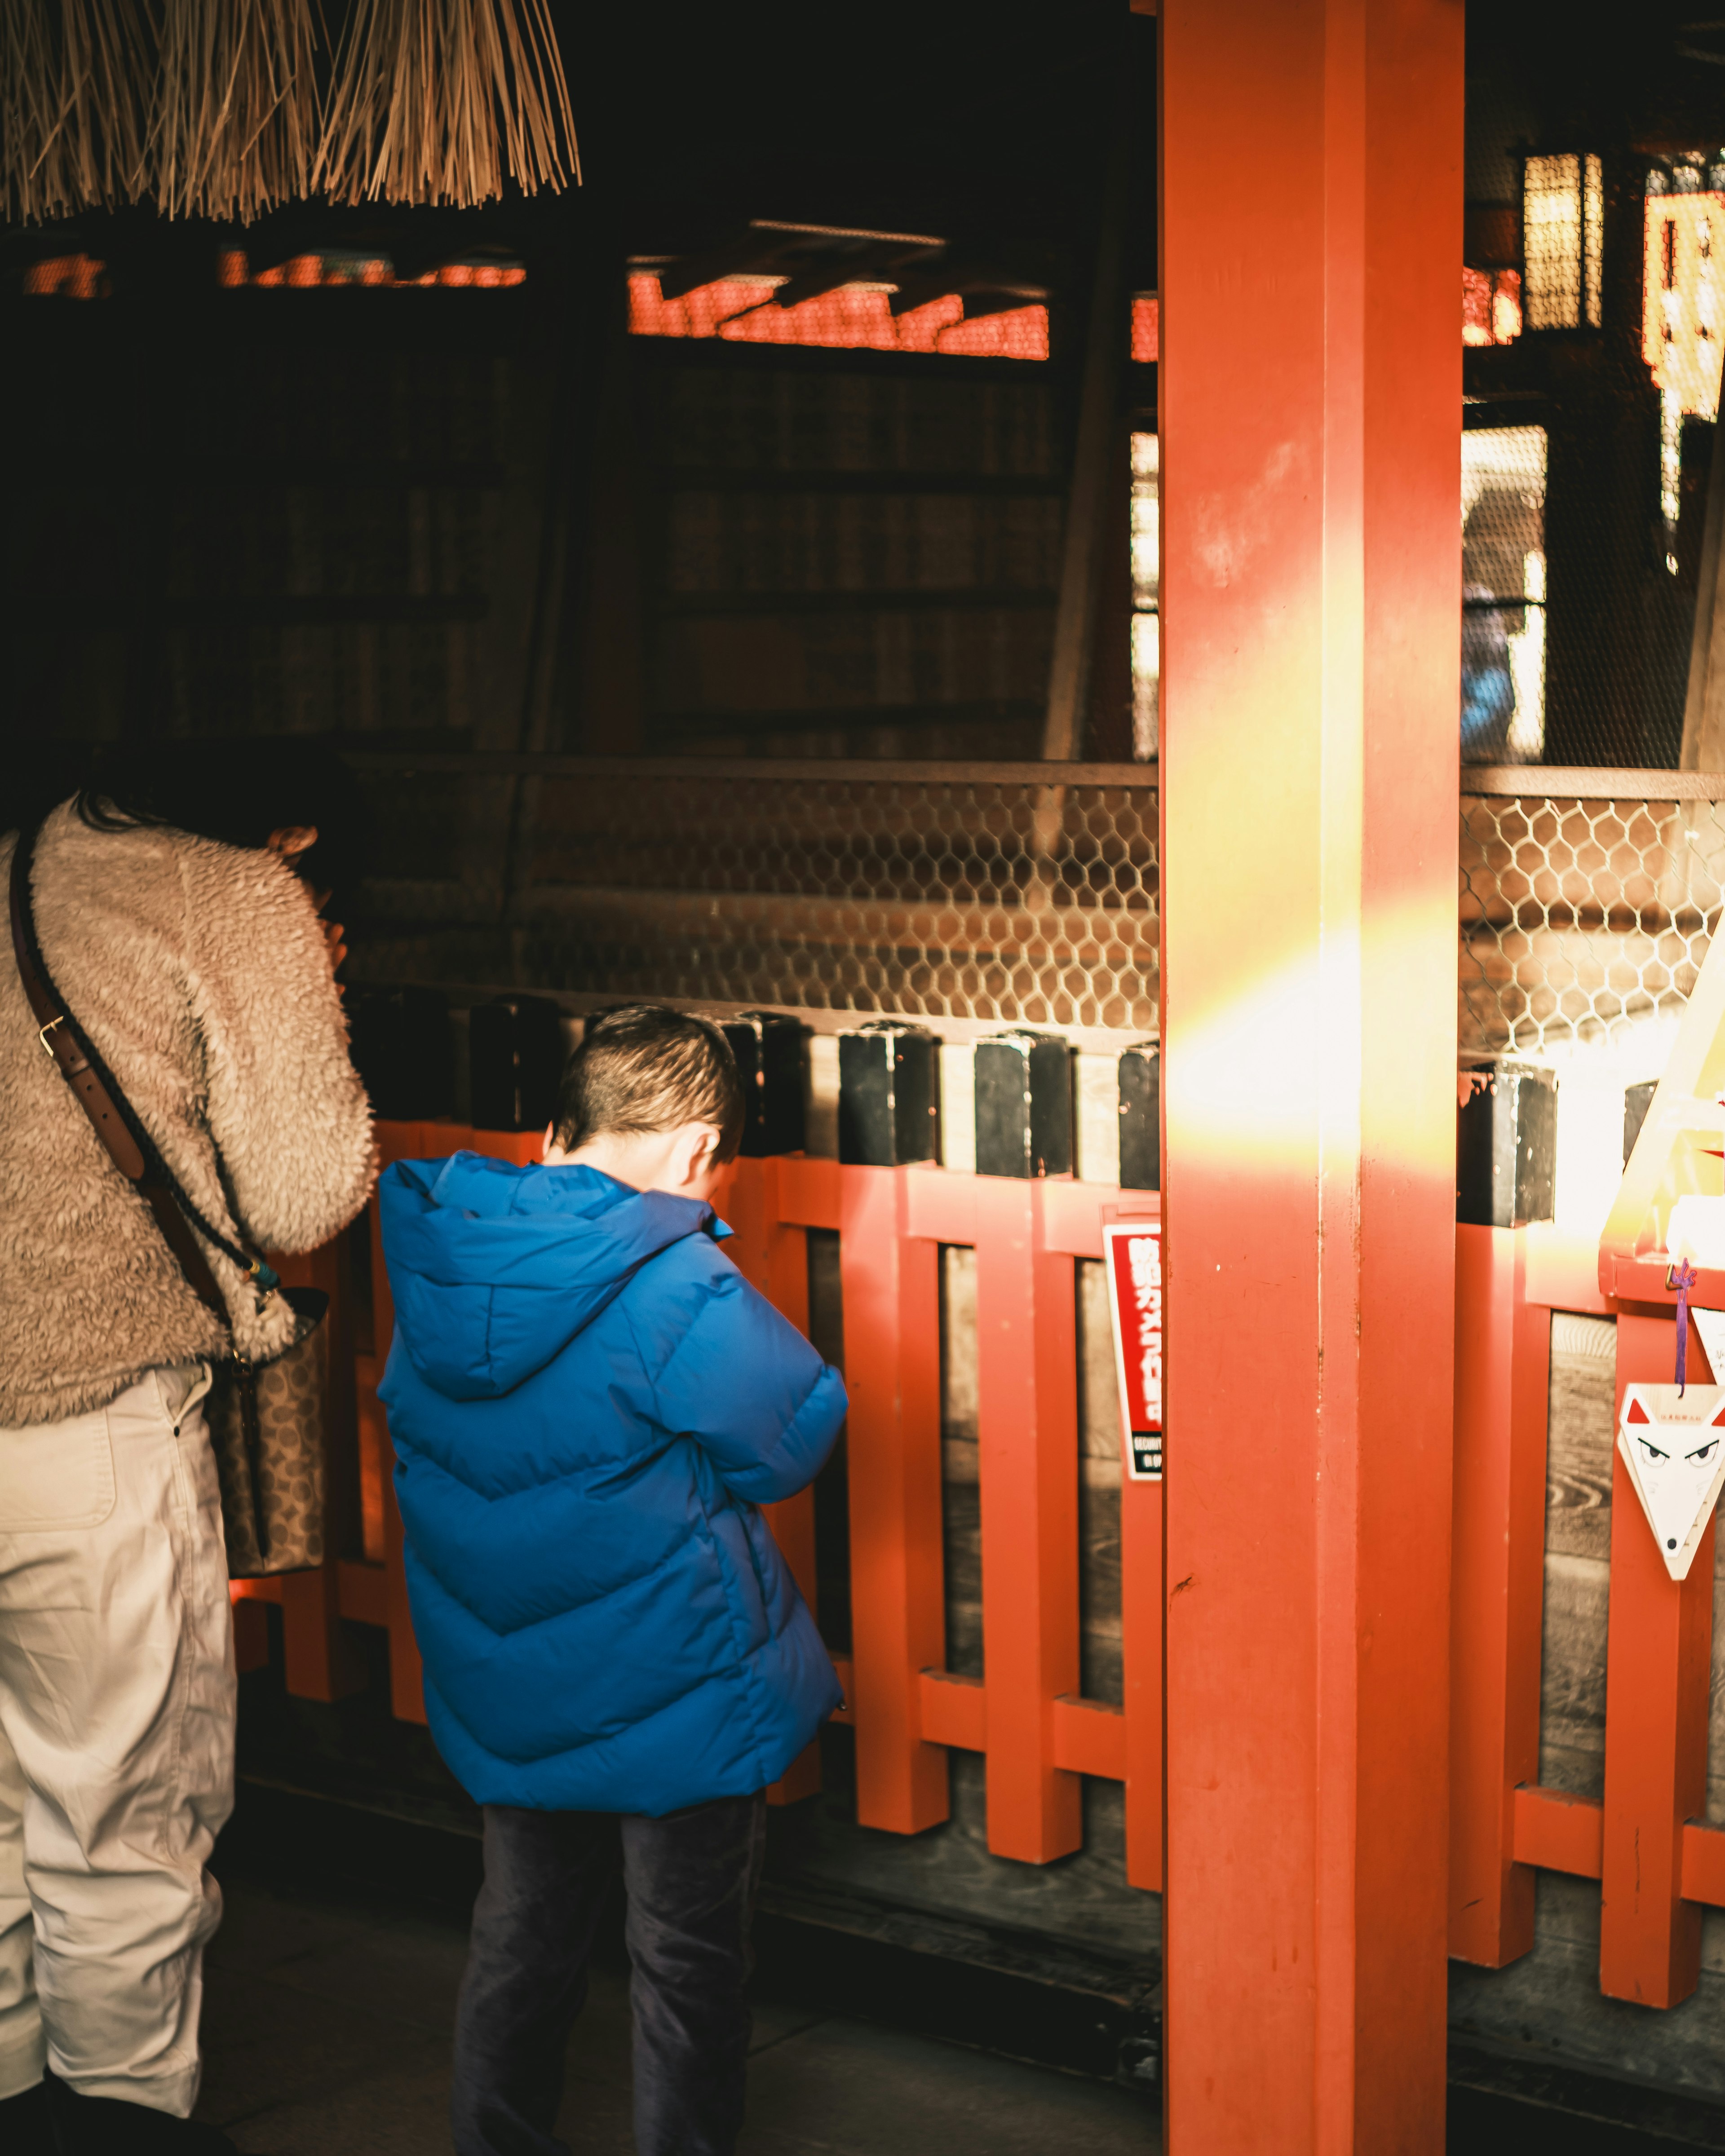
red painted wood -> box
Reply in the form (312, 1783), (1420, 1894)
(720, 1158), (822, 1804)
(336, 1560), (389, 1628)
(1051, 1696), (1127, 1781)
(1449, 1225), (1547, 1967)
(920, 1670), (986, 1751)
(1524, 1224), (1612, 1317)
(1121, 1469), (1163, 1891)
(1512, 1788), (1604, 1879)
(776, 1154), (842, 1233)
(1681, 1821), (1725, 1905)
(1161, 0), (1462, 2142)
(973, 1177), (1081, 1863)
(1600, 1308), (1714, 2007)
(231, 1596), (271, 1674)
(840, 1166), (948, 1831)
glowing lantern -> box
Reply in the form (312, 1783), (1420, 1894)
(1522, 152), (1603, 331)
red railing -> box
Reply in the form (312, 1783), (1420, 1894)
(249, 1127), (1725, 1993)
(238, 1121), (1163, 1889)
(1450, 1222), (1725, 2008)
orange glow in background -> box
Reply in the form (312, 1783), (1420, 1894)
(22, 255), (108, 298)
(217, 251), (526, 289)
(1463, 266), (1521, 346)
(626, 271), (1050, 359)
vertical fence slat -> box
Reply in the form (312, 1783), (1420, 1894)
(721, 1157), (821, 1803)
(370, 1121), (428, 1723)
(1600, 1308), (1715, 2007)
(1449, 1223), (1546, 1966)
(1121, 1467), (1163, 1891)
(974, 1178), (1082, 1863)
(841, 1165), (948, 1832)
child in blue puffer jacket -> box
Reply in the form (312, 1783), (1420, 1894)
(377, 1004), (846, 2156)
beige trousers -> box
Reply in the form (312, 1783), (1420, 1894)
(0, 1364), (234, 2116)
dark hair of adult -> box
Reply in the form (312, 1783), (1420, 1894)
(13, 738), (368, 905)
(552, 1005), (745, 1165)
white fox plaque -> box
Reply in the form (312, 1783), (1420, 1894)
(1618, 1384), (1725, 1581)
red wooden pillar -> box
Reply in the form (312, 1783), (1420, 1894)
(1600, 1308), (1714, 2006)
(1160, 3), (1462, 2148)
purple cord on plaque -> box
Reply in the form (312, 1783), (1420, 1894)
(1676, 1260), (1699, 1394)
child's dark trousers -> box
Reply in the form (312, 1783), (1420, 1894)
(450, 1791), (767, 2156)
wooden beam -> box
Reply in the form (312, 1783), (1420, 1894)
(1042, 109), (1128, 760)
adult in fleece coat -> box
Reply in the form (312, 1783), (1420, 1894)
(0, 762), (374, 2156)
(378, 1151), (845, 1816)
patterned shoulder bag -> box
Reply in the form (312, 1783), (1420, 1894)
(8, 821), (328, 1577)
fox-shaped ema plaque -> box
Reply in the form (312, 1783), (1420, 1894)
(1618, 1384), (1725, 1581)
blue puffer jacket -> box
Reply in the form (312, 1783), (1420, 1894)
(377, 1152), (846, 1816)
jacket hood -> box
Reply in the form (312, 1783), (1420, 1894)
(379, 1153), (726, 1401)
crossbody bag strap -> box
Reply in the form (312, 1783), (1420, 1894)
(7, 819), (276, 1327)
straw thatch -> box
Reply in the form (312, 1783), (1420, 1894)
(1, 0), (154, 223)
(314, 0), (577, 207)
(152, 0), (322, 222)
(1, 0), (578, 225)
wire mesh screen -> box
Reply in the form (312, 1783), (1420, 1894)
(1460, 785), (1725, 1056)
(514, 764), (1159, 1027)
(351, 758), (1159, 1029)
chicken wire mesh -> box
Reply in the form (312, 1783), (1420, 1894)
(509, 764), (1159, 1028)
(1460, 785), (1725, 1056)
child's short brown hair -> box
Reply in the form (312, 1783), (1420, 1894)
(552, 1004), (744, 1163)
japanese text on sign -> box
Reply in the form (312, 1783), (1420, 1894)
(1105, 1220), (1163, 1480)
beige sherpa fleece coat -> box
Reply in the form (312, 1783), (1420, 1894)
(0, 800), (376, 1427)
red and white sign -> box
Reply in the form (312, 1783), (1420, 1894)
(1105, 1219), (1163, 1480)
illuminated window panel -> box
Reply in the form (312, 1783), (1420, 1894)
(1130, 431), (1159, 762)
(626, 270), (1048, 359)
(1523, 152), (1603, 331)
(1642, 162), (1725, 566)
(1461, 426), (1547, 765)
(1131, 294), (1159, 362)
(22, 255), (108, 299)
(1463, 266), (1522, 346)
(217, 250), (526, 288)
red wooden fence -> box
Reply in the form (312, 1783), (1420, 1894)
(243, 1127), (1725, 1995)
(236, 1122), (1163, 1888)
(1450, 1220), (1725, 2008)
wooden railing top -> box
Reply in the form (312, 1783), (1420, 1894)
(1464, 766), (1725, 800)
(342, 751), (1162, 786)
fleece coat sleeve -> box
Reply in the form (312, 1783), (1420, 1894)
(650, 1267), (847, 1505)
(177, 839), (376, 1255)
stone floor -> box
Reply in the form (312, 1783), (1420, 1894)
(190, 1860), (1704, 2155)
(193, 1872), (1160, 2155)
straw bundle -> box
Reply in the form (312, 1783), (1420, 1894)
(314, 0), (577, 206)
(152, 0), (322, 222)
(1, 0), (153, 223)
(1, 0), (578, 225)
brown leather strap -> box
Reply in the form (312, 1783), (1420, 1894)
(9, 825), (230, 1327)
